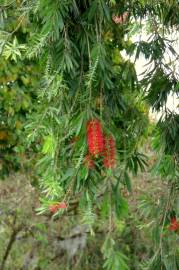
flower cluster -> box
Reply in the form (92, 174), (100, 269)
(49, 202), (67, 213)
(103, 135), (116, 168)
(86, 119), (117, 169)
(87, 119), (104, 156)
(168, 217), (179, 232)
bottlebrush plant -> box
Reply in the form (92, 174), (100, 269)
(86, 119), (104, 156)
(5, 0), (179, 269)
(103, 135), (117, 169)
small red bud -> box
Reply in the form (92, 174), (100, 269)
(49, 202), (67, 213)
(168, 217), (179, 231)
(49, 205), (58, 213)
(58, 202), (67, 209)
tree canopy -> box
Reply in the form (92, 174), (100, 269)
(0, 0), (178, 269)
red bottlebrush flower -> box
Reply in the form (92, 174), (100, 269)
(58, 202), (67, 209)
(87, 119), (104, 156)
(49, 202), (67, 213)
(112, 12), (129, 24)
(169, 217), (179, 231)
(103, 135), (116, 169)
(49, 205), (58, 213)
(84, 154), (95, 169)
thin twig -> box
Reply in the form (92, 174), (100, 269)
(0, 215), (22, 270)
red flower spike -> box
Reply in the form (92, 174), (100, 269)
(58, 202), (67, 209)
(169, 217), (179, 231)
(49, 205), (58, 213)
(87, 119), (104, 156)
(49, 202), (67, 213)
(103, 135), (117, 169)
(84, 154), (95, 169)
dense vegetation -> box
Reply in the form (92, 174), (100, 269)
(0, 0), (178, 269)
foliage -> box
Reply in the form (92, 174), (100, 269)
(0, 3), (41, 178)
(0, 0), (179, 269)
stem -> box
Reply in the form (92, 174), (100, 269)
(108, 177), (113, 234)
(0, 216), (22, 270)
(159, 183), (172, 260)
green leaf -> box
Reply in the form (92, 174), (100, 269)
(88, 0), (98, 21)
(42, 134), (56, 156)
(124, 171), (132, 192)
(61, 168), (75, 182)
(74, 112), (85, 136)
(102, 237), (129, 270)
(114, 192), (129, 219)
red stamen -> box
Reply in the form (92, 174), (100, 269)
(49, 202), (67, 213)
(87, 119), (104, 156)
(169, 217), (179, 231)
